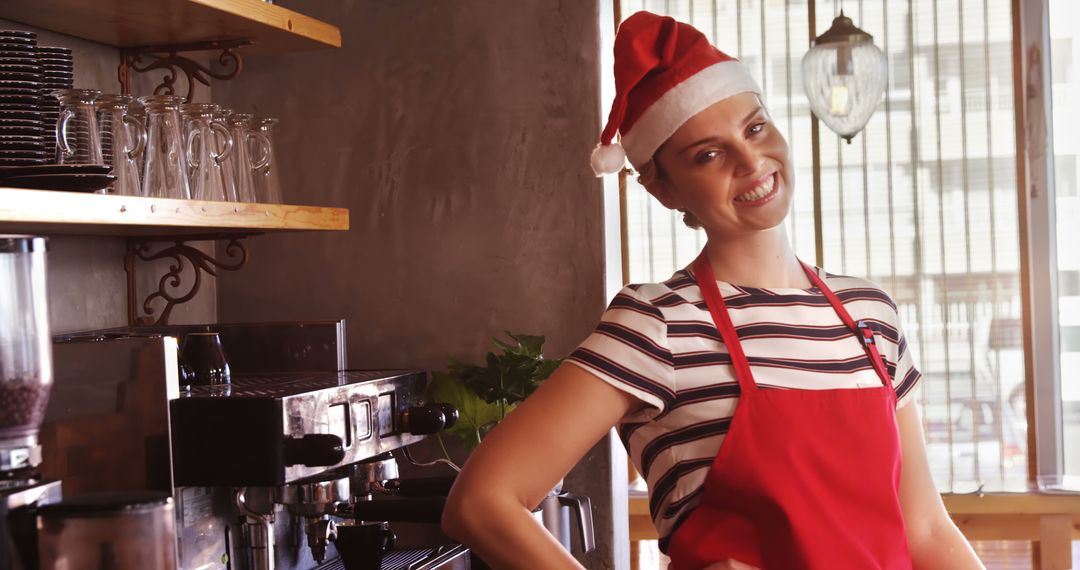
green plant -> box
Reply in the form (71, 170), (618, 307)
(430, 332), (562, 452)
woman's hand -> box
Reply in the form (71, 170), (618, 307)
(703, 560), (761, 570)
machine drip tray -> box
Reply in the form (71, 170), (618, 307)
(317, 544), (470, 570)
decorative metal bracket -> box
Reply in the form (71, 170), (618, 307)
(125, 236), (251, 326)
(118, 39), (252, 102)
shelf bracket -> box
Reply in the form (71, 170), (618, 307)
(118, 39), (253, 103)
(125, 236), (251, 326)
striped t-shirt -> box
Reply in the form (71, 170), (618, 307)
(566, 266), (922, 553)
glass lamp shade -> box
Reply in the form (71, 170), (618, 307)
(801, 13), (888, 143)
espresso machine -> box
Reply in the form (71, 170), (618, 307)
(43, 321), (470, 570)
(0, 236), (61, 570)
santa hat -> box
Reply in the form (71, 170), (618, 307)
(591, 11), (762, 176)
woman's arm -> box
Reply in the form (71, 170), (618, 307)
(896, 401), (985, 569)
(441, 362), (641, 569)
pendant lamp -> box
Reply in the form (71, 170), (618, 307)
(801, 11), (888, 143)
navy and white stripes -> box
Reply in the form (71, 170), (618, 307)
(566, 267), (922, 552)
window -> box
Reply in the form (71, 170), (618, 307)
(618, 0), (1027, 492)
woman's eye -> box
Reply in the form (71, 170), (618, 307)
(695, 150), (722, 164)
(748, 122), (766, 136)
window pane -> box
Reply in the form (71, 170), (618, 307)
(1049, 0), (1080, 481)
(618, 0), (1027, 492)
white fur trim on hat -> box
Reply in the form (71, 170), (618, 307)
(620, 60), (761, 168)
(590, 142), (627, 177)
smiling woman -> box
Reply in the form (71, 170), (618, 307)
(644, 96), (792, 240)
(441, 10), (985, 570)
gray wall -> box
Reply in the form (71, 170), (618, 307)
(213, 0), (605, 364)
(0, 20), (217, 333)
(211, 1), (619, 567)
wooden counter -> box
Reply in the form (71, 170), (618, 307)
(628, 492), (1080, 569)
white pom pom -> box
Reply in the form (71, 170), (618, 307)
(590, 142), (627, 177)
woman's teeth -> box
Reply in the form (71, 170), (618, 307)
(734, 175), (774, 203)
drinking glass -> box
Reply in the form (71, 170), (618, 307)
(129, 100), (148, 180)
(52, 89), (104, 166)
(181, 103), (233, 202)
(251, 117), (282, 204)
(139, 95), (190, 200)
(221, 113), (266, 203)
(96, 94), (146, 196)
(179, 332), (231, 396)
(208, 108), (236, 201)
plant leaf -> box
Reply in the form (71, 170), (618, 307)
(431, 333), (563, 448)
(495, 331), (545, 358)
(429, 371), (503, 451)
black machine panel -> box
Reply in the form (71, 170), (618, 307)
(170, 370), (434, 487)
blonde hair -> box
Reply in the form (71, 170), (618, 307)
(635, 159), (703, 230)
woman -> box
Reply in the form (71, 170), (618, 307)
(442, 11), (984, 570)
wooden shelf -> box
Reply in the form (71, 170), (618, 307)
(0, 188), (349, 237)
(0, 0), (341, 54)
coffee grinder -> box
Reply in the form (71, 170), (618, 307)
(0, 236), (61, 570)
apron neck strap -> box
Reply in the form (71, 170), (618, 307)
(800, 261), (892, 388)
(692, 253), (893, 392)
(692, 254), (758, 393)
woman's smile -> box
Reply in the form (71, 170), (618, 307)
(732, 171), (779, 205)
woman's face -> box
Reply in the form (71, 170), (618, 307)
(646, 92), (793, 237)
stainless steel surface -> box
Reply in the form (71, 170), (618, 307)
(407, 544), (470, 570)
(351, 455), (399, 499)
(534, 490), (595, 555)
(121, 320), (347, 373)
(171, 370), (429, 486)
(0, 479), (61, 570)
(557, 492), (595, 553)
(36, 493), (178, 570)
(0, 435), (41, 474)
(42, 334), (178, 496)
(317, 544), (470, 570)
(318, 544), (470, 570)
(0, 479), (60, 511)
(303, 516), (337, 564)
(276, 475), (350, 516)
(235, 487), (274, 570)
(174, 487), (230, 570)
(275, 472), (349, 563)
(43, 321), (467, 570)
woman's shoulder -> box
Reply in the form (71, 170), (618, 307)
(817, 268), (901, 316)
(619, 269), (699, 305)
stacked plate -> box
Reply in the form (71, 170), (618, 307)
(36, 46), (74, 163)
(0, 164), (114, 192)
(0, 30), (46, 167)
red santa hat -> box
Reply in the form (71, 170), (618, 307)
(591, 11), (762, 176)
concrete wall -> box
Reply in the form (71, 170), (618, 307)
(212, 0), (606, 364)
(0, 19), (217, 333)
(211, 1), (620, 567)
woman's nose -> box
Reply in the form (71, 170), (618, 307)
(730, 142), (764, 176)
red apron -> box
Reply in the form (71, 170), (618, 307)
(666, 254), (912, 570)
